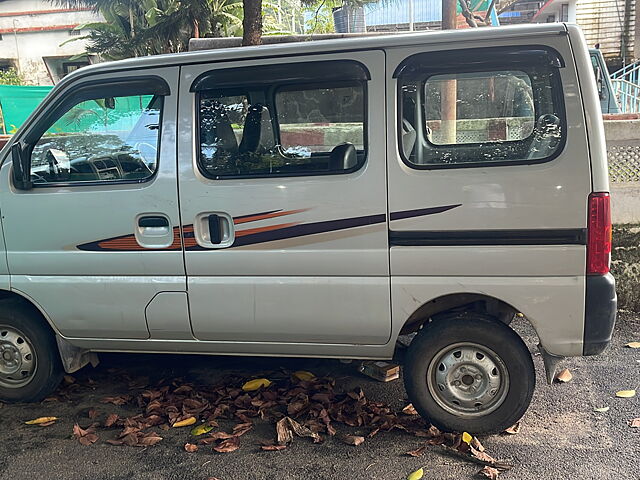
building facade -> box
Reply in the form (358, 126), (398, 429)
(0, 0), (102, 85)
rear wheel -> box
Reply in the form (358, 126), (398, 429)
(404, 315), (535, 434)
(0, 300), (63, 402)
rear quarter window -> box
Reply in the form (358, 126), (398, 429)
(396, 46), (566, 168)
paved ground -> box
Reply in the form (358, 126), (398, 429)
(0, 313), (638, 480)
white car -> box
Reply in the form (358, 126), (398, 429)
(0, 23), (615, 434)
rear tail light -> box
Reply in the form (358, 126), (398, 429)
(586, 192), (612, 275)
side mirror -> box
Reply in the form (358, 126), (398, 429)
(11, 143), (32, 190)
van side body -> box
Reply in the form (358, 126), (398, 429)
(0, 23), (615, 433)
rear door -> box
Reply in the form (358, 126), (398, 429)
(0, 67), (188, 340)
(178, 51), (390, 346)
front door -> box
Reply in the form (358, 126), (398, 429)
(0, 67), (187, 340)
(178, 51), (390, 345)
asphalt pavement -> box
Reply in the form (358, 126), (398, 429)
(0, 313), (638, 480)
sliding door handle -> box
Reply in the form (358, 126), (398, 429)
(208, 214), (222, 244)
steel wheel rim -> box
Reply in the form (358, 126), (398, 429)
(427, 342), (509, 418)
(0, 325), (37, 388)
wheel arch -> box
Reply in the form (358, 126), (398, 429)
(399, 292), (523, 335)
(0, 289), (61, 337)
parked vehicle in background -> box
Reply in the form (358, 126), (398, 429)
(590, 48), (621, 114)
(0, 23), (615, 434)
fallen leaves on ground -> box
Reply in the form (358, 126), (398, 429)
(616, 390), (636, 398)
(184, 443), (198, 452)
(555, 368), (573, 383)
(172, 416), (196, 428)
(292, 371), (315, 381)
(241, 378), (272, 392)
(624, 341), (640, 348)
(593, 406), (610, 413)
(407, 467), (424, 480)
(629, 418), (640, 428)
(34, 370), (511, 476)
(213, 436), (240, 453)
(402, 404), (418, 415)
(25, 417), (58, 426)
(341, 434), (365, 446)
(73, 423), (98, 446)
(479, 466), (500, 479)
(503, 422), (520, 435)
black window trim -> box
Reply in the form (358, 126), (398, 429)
(195, 63), (370, 181)
(23, 76), (169, 189)
(396, 45), (568, 170)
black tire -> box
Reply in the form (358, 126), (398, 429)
(0, 299), (63, 402)
(404, 315), (535, 434)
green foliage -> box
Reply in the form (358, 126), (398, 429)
(0, 68), (24, 86)
(52, 0), (244, 59)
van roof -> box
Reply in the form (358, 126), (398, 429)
(65, 23), (568, 81)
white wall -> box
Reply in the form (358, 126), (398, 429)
(0, 1), (102, 85)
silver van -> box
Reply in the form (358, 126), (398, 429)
(0, 23), (616, 434)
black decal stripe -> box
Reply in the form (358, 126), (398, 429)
(233, 209), (281, 221)
(187, 213), (387, 250)
(389, 229), (587, 246)
(390, 204), (462, 221)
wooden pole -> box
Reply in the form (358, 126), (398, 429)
(441, 0), (457, 144)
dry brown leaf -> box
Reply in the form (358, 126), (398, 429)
(555, 368), (573, 383)
(104, 413), (119, 428)
(503, 422), (521, 435)
(88, 408), (98, 420)
(471, 436), (485, 452)
(232, 422), (253, 437)
(138, 432), (163, 447)
(286, 417), (321, 443)
(63, 375), (76, 385)
(276, 417), (293, 445)
(342, 435), (365, 446)
(72, 423), (98, 446)
(184, 443), (198, 453)
(261, 444), (287, 451)
(629, 418), (640, 428)
(213, 436), (240, 453)
(406, 445), (427, 457)
(625, 341), (640, 348)
(471, 446), (496, 464)
(402, 403), (418, 415)
(479, 466), (500, 479)
(101, 395), (130, 406)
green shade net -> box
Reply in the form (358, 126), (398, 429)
(0, 85), (53, 135)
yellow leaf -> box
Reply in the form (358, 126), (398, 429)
(616, 390), (636, 398)
(462, 431), (473, 444)
(625, 342), (640, 349)
(407, 468), (424, 480)
(25, 417), (58, 425)
(173, 416), (197, 428)
(293, 371), (315, 381)
(242, 378), (272, 392)
(190, 424), (213, 436)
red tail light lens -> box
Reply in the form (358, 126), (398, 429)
(587, 192), (612, 275)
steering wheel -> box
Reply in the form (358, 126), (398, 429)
(133, 142), (158, 168)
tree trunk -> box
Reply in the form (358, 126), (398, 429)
(242, 0), (263, 46)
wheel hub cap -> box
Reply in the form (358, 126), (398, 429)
(427, 342), (509, 418)
(0, 326), (36, 388)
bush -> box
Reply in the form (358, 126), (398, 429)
(611, 224), (640, 312)
(0, 68), (23, 86)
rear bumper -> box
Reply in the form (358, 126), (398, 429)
(583, 273), (617, 355)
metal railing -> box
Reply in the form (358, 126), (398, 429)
(612, 61), (640, 113)
(612, 78), (640, 113)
